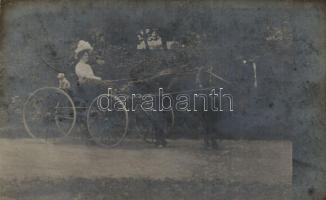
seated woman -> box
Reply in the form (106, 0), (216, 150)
(74, 40), (107, 102)
(75, 40), (102, 83)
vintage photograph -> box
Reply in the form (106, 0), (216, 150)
(0, 0), (325, 199)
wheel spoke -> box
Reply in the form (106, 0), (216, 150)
(23, 87), (76, 139)
(87, 95), (128, 147)
(55, 115), (74, 120)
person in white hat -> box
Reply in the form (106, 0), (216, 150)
(74, 40), (102, 84)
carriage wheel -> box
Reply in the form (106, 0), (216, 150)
(87, 94), (129, 148)
(135, 110), (175, 144)
(23, 87), (76, 139)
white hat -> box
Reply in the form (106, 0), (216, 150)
(57, 73), (65, 79)
(74, 40), (93, 58)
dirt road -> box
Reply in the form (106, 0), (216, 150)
(0, 138), (292, 185)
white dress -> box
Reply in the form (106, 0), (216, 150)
(75, 62), (101, 83)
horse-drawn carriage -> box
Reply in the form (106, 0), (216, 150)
(22, 66), (226, 148)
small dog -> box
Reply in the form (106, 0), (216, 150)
(57, 73), (71, 90)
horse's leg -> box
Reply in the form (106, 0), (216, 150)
(210, 129), (218, 149)
(208, 116), (218, 149)
(203, 124), (210, 148)
(153, 126), (167, 147)
(203, 112), (218, 149)
(202, 112), (211, 148)
(152, 113), (167, 147)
